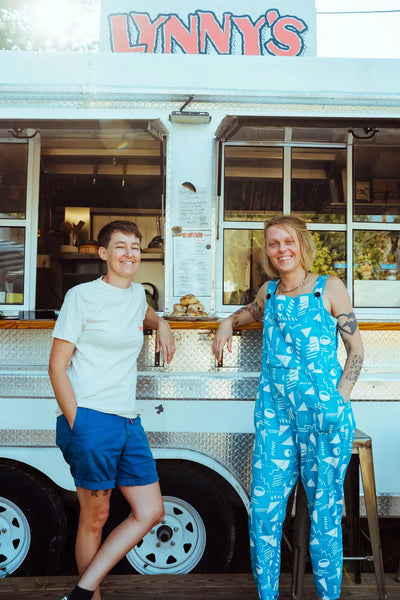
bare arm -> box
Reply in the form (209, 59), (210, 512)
(143, 305), (176, 364)
(48, 338), (77, 429)
(212, 282), (268, 362)
(325, 276), (364, 402)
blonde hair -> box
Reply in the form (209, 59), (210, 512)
(263, 215), (316, 278)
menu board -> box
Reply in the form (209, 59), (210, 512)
(173, 231), (211, 297)
(178, 187), (210, 229)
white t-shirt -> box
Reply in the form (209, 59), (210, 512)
(52, 277), (147, 418)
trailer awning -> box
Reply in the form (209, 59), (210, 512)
(0, 118), (168, 143)
(215, 116), (400, 143)
(0, 119), (168, 178)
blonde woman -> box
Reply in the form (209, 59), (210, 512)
(213, 215), (363, 600)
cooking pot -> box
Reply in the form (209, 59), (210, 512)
(141, 282), (159, 310)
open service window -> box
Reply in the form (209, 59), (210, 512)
(0, 119), (167, 317)
(215, 117), (400, 317)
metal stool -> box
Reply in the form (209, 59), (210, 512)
(291, 428), (388, 600)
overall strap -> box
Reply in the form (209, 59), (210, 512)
(262, 279), (279, 322)
(312, 275), (329, 297)
(265, 279), (279, 300)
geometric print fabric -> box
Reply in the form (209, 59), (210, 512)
(249, 276), (355, 600)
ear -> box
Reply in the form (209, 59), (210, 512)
(98, 246), (107, 261)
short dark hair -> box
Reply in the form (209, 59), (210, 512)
(97, 220), (143, 248)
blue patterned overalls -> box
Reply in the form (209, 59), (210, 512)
(249, 276), (355, 600)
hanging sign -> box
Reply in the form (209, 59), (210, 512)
(100, 0), (316, 56)
(173, 231), (212, 297)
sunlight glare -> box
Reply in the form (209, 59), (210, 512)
(30, 0), (99, 46)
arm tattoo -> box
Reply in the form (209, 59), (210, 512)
(231, 301), (263, 327)
(231, 306), (251, 327)
(345, 354), (363, 384)
(337, 312), (358, 336)
(248, 300), (264, 323)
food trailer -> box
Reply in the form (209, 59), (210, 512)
(1, 0), (400, 580)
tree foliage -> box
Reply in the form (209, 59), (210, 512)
(0, 0), (99, 51)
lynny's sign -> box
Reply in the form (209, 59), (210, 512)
(100, 0), (316, 56)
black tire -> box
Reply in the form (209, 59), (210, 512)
(0, 460), (67, 576)
(120, 461), (236, 574)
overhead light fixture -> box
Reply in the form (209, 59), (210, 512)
(169, 96), (211, 125)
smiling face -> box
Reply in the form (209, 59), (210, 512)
(99, 231), (141, 288)
(265, 224), (303, 277)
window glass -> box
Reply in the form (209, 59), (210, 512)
(310, 231), (346, 281)
(223, 229), (265, 305)
(224, 146), (283, 222)
(353, 230), (400, 307)
(292, 127), (348, 143)
(0, 227), (25, 305)
(223, 229), (346, 306)
(353, 146), (400, 223)
(291, 148), (346, 223)
(0, 143), (27, 219)
(229, 126), (284, 142)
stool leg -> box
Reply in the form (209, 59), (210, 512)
(358, 444), (388, 600)
(343, 454), (361, 584)
(291, 480), (310, 600)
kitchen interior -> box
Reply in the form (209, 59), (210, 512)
(36, 120), (165, 311)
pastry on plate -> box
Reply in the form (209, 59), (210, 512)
(180, 293), (198, 306)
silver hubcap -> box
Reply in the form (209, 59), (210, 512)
(0, 497), (31, 577)
(126, 496), (206, 574)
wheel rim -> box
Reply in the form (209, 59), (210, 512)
(0, 496), (31, 577)
(126, 496), (206, 574)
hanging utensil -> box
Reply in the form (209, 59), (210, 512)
(148, 215), (163, 249)
(141, 282), (159, 310)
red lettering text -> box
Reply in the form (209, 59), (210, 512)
(265, 11), (307, 56)
(109, 15), (146, 52)
(164, 15), (199, 54)
(232, 16), (266, 55)
(130, 13), (168, 53)
(198, 11), (232, 54)
(108, 9), (309, 57)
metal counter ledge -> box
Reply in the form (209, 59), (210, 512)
(1, 319), (400, 330)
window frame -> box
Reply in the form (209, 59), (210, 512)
(216, 128), (400, 319)
(0, 134), (40, 313)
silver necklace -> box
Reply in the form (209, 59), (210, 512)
(279, 273), (308, 293)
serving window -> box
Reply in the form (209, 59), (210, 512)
(0, 120), (167, 315)
(218, 122), (400, 314)
(34, 120), (166, 311)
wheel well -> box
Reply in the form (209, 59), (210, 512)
(157, 458), (245, 509)
(0, 457), (74, 505)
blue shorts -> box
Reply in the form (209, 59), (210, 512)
(56, 407), (158, 490)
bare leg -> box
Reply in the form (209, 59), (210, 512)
(75, 487), (112, 600)
(78, 482), (164, 592)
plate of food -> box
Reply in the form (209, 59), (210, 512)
(165, 294), (217, 320)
